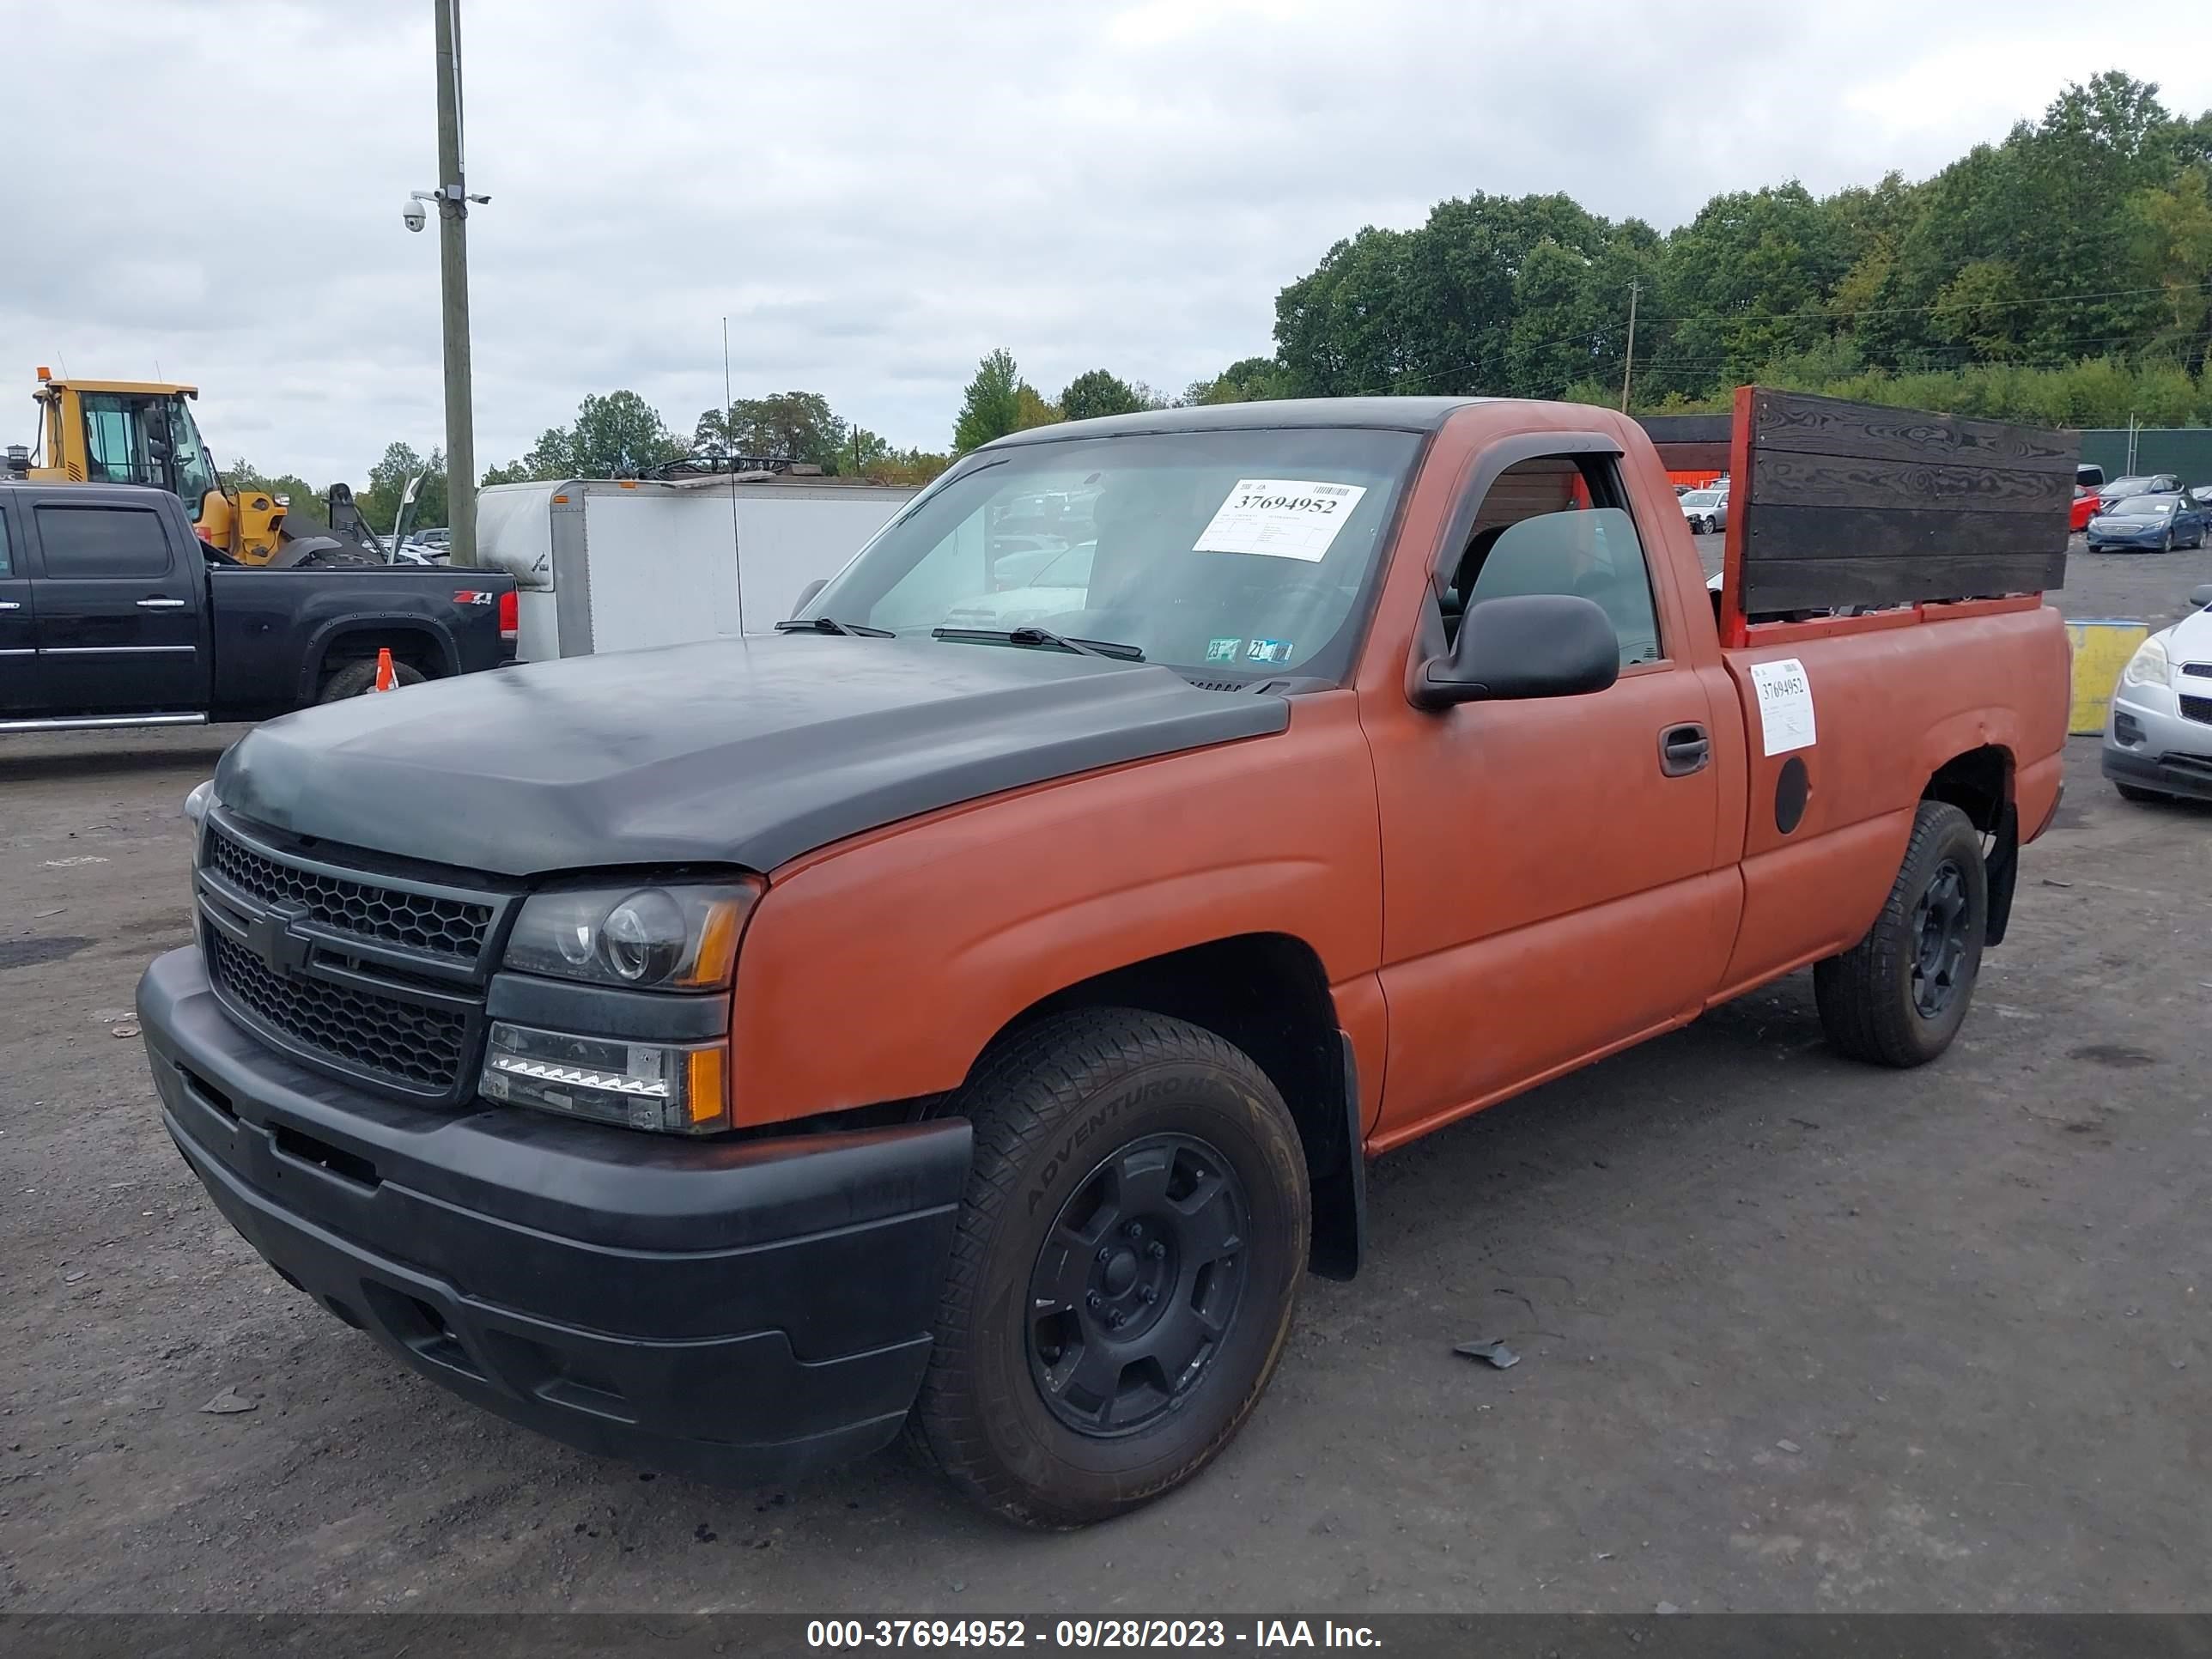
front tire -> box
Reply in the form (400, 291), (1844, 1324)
(2162, 528), (2175, 554)
(911, 1010), (1310, 1528)
(1814, 801), (1988, 1068)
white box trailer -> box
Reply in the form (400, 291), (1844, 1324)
(476, 475), (917, 661)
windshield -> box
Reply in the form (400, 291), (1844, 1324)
(78, 392), (219, 523)
(1681, 490), (1719, 507)
(165, 398), (219, 521)
(2106, 478), (2155, 495)
(805, 428), (1423, 679)
(2113, 495), (2174, 516)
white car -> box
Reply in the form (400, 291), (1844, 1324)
(2102, 583), (2212, 803)
(1680, 489), (1729, 535)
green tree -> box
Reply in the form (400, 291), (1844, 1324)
(1184, 356), (1288, 404)
(2130, 162), (2212, 356)
(846, 426), (893, 471)
(695, 391), (849, 471)
(1929, 259), (2029, 361)
(1059, 369), (1146, 422)
(952, 349), (1024, 452)
(1012, 382), (1061, 431)
(1274, 192), (1622, 398)
(859, 447), (954, 488)
(566, 391), (683, 477)
(358, 441), (447, 535)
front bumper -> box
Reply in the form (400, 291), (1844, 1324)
(2086, 530), (2170, 550)
(139, 946), (971, 1485)
(2102, 682), (2212, 801)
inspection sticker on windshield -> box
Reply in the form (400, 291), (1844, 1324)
(1194, 479), (1368, 562)
(1205, 637), (1244, 663)
(1749, 657), (1816, 756)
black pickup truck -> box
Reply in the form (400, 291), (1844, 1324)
(0, 482), (514, 732)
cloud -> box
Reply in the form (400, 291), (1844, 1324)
(6, 0), (2207, 483)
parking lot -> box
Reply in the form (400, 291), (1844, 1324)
(2, 539), (2208, 1613)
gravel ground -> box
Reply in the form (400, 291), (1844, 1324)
(1, 544), (2207, 1613)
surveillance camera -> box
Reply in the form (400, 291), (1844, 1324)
(403, 199), (427, 233)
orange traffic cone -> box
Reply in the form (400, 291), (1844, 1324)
(371, 647), (398, 693)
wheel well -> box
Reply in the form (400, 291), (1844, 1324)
(980, 933), (1361, 1279)
(316, 626), (448, 684)
(1923, 744), (2011, 833)
(1924, 744), (2019, 945)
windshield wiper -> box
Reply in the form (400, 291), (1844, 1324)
(774, 616), (895, 638)
(931, 625), (1144, 662)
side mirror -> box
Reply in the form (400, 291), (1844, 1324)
(1413, 592), (1620, 710)
(2190, 583), (2212, 611)
(791, 577), (829, 617)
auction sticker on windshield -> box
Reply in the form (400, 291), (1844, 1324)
(1194, 479), (1369, 562)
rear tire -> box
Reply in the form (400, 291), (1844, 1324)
(317, 657), (426, 702)
(1814, 801), (1987, 1068)
(910, 1010), (1310, 1528)
(2114, 781), (2170, 804)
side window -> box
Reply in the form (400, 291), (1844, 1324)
(80, 394), (149, 485)
(1446, 456), (1663, 668)
(34, 505), (173, 579)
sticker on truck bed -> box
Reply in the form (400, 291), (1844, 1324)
(1750, 657), (1816, 756)
(1194, 479), (1368, 562)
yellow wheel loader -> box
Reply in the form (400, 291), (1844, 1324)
(7, 369), (383, 565)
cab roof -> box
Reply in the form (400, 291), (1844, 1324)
(33, 378), (198, 397)
(981, 397), (1493, 448)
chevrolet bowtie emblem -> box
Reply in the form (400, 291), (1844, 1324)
(246, 899), (313, 975)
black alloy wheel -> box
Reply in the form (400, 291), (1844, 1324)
(1909, 858), (1971, 1019)
(1026, 1133), (1249, 1437)
(908, 1009), (1310, 1527)
(1814, 799), (1988, 1067)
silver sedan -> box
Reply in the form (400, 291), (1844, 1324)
(2103, 584), (2212, 803)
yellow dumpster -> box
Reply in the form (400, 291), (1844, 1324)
(2066, 619), (2150, 736)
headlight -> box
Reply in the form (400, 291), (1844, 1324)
(502, 878), (760, 990)
(183, 779), (215, 824)
(480, 1022), (729, 1134)
(2121, 635), (2171, 690)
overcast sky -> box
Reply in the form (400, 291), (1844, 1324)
(11, 2), (2210, 484)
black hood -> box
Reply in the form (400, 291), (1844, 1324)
(215, 637), (1288, 877)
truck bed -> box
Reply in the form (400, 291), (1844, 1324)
(1640, 389), (2079, 648)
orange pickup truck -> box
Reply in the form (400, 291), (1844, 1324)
(139, 388), (2074, 1527)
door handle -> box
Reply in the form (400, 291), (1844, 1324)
(1659, 722), (1711, 777)
(136, 598), (187, 609)
(0, 600), (20, 611)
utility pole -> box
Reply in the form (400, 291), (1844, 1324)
(1619, 280), (1640, 413)
(435, 0), (477, 566)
